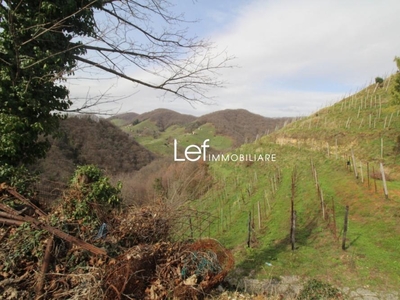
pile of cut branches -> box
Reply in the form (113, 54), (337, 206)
(104, 238), (234, 299)
(0, 166), (233, 299)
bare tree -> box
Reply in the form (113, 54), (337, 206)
(23, 0), (234, 112)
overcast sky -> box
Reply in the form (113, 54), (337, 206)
(68, 0), (400, 118)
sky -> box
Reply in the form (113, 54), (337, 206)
(68, 0), (400, 118)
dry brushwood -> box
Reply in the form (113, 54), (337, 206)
(0, 189), (107, 256)
(114, 205), (171, 248)
(1, 183), (233, 300)
(103, 239), (234, 300)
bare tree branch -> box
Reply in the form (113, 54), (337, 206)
(3, 0), (235, 112)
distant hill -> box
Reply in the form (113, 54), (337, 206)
(136, 108), (197, 130)
(33, 116), (155, 184)
(108, 112), (140, 126)
(110, 108), (292, 154)
(196, 109), (291, 145)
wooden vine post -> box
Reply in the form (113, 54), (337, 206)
(331, 197), (337, 240)
(342, 206), (349, 250)
(290, 167), (297, 250)
(380, 162), (389, 199)
(291, 211), (296, 251)
(351, 149), (358, 179)
(247, 211), (251, 248)
(320, 187), (325, 220)
(373, 165), (378, 193)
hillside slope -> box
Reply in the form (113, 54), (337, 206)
(33, 116), (155, 183)
(197, 109), (291, 146)
(271, 75), (400, 169)
(180, 75), (400, 291)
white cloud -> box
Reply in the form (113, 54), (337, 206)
(68, 0), (400, 118)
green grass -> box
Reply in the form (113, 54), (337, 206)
(188, 137), (400, 290)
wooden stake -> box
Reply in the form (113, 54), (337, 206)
(332, 197), (337, 240)
(291, 167), (297, 250)
(388, 112), (394, 128)
(342, 206), (349, 250)
(385, 76), (392, 92)
(351, 149), (358, 179)
(335, 138), (338, 160)
(320, 186), (325, 220)
(380, 163), (389, 199)
(379, 98), (382, 118)
(291, 211), (296, 250)
(247, 212), (251, 248)
(373, 82), (379, 93)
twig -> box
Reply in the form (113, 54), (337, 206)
(0, 271), (30, 288)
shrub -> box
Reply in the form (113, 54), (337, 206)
(0, 164), (37, 195)
(391, 73), (400, 105)
(375, 77), (384, 85)
(61, 165), (122, 227)
(298, 279), (342, 300)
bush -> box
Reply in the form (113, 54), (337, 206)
(391, 73), (400, 105)
(298, 279), (342, 300)
(61, 165), (122, 227)
(0, 164), (37, 195)
(375, 77), (384, 85)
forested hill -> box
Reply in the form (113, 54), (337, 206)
(197, 109), (291, 145)
(33, 116), (155, 183)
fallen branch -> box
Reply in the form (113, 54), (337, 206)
(0, 211), (27, 222)
(0, 271), (30, 288)
(6, 187), (46, 216)
(0, 217), (25, 226)
(0, 188), (107, 256)
(38, 223), (107, 256)
(0, 202), (20, 215)
(35, 235), (54, 299)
